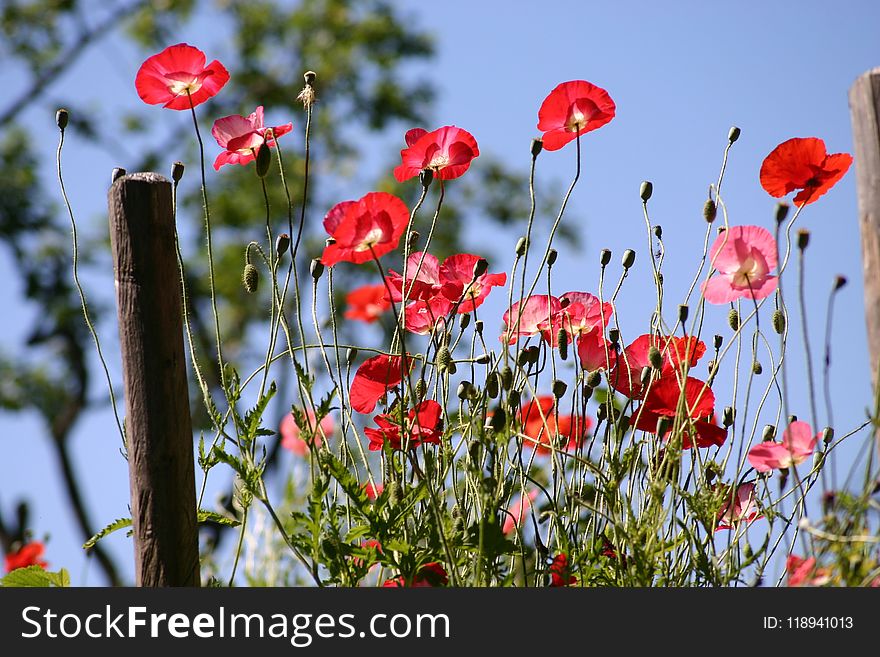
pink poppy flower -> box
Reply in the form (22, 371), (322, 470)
(280, 409), (334, 456)
(401, 296), (453, 336)
(211, 106), (292, 170)
(549, 554), (576, 587)
(320, 193), (409, 266)
(576, 330), (617, 373)
(786, 555), (831, 587)
(747, 420), (818, 473)
(385, 252), (443, 303)
(437, 254), (507, 314)
(393, 126), (480, 182)
(501, 295), (562, 344)
(502, 489), (539, 535)
(537, 80), (616, 151)
(702, 225), (778, 305)
(382, 562), (448, 587)
(349, 353), (411, 414)
(716, 481), (763, 531)
(760, 137), (852, 206)
(544, 292), (613, 346)
(364, 399), (444, 451)
(135, 43), (229, 110)
(5, 542), (48, 573)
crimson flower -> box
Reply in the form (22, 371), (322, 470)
(401, 296), (453, 335)
(545, 292), (613, 346)
(747, 420), (818, 473)
(786, 555), (830, 587)
(760, 137), (852, 206)
(351, 539), (383, 569)
(344, 284), (392, 323)
(211, 106), (292, 170)
(702, 225), (778, 304)
(393, 126), (480, 182)
(364, 399), (444, 451)
(320, 193), (409, 266)
(363, 482), (384, 500)
(548, 554), (576, 587)
(349, 353), (411, 414)
(279, 409), (334, 456)
(631, 376), (727, 449)
(576, 330), (617, 373)
(385, 252), (442, 303)
(537, 80), (616, 151)
(437, 254), (506, 314)
(5, 542), (48, 573)
(501, 295), (561, 344)
(502, 489), (539, 535)
(521, 395), (592, 455)
(611, 334), (706, 399)
(135, 43), (229, 110)
(382, 562), (448, 587)
(715, 481), (762, 531)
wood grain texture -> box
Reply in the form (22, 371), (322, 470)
(108, 172), (200, 586)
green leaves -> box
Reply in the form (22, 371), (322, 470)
(0, 566), (70, 588)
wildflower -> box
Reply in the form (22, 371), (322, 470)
(501, 295), (561, 344)
(702, 225), (778, 304)
(786, 555), (831, 587)
(344, 284), (392, 323)
(748, 420), (818, 472)
(211, 106), (292, 170)
(611, 334), (706, 399)
(382, 562), (448, 587)
(5, 542), (48, 573)
(715, 481), (763, 531)
(537, 80), (616, 151)
(544, 291), (613, 346)
(502, 489), (539, 535)
(521, 395), (591, 455)
(393, 126), (480, 182)
(364, 399), (444, 451)
(320, 193), (409, 266)
(135, 43), (229, 110)
(548, 554), (576, 587)
(760, 137), (852, 206)
(279, 410), (334, 456)
(631, 376), (727, 449)
(349, 353), (411, 413)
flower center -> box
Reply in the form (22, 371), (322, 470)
(565, 107), (589, 133)
(355, 227), (385, 252)
(167, 75), (203, 97)
(428, 153), (450, 170)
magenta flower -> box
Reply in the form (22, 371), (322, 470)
(716, 481), (762, 531)
(748, 420), (818, 473)
(211, 106), (293, 170)
(702, 225), (778, 304)
(393, 126), (480, 182)
(501, 295), (561, 344)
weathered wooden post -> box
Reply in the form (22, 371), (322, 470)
(849, 70), (880, 446)
(108, 172), (200, 586)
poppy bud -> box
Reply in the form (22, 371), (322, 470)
(346, 347), (358, 364)
(775, 202), (790, 224)
(653, 224), (662, 239)
(111, 167), (126, 183)
(459, 313), (471, 330)
(387, 481), (402, 506)
(728, 126), (741, 143)
(304, 70), (316, 84)
(474, 319), (484, 334)
(813, 452), (824, 469)
(752, 361), (762, 375)
(276, 233), (290, 258)
(822, 426), (834, 445)
(310, 258), (324, 280)
(469, 441), (483, 463)
(473, 258), (489, 278)
(640, 181), (653, 202)
(437, 345), (452, 372)
(834, 275), (847, 290)
(517, 348), (531, 368)
(255, 144), (272, 178)
(507, 390), (521, 410)
(242, 263), (259, 294)
(788, 414), (798, 424)
(475, 353), (490, 365)
(415, 377), (427, 400)
(552, 379), (567, 399)
(656, 416), (671, 436)
(531, 138), (543, 157)
(678, 304), (689, 323)
(728, 308), (740, 331)
(640, 366), (652, 387)
(608, 328), (620, 346)
(772, 309), (785, 334)
(557, 329), (569, 360)
(457, 381), (472, 400)
(796, 229), (810, 250)
(500, 365), (513, 390)
(648, 346), (663, 371)
(703, 198), (717, 223)
(713, 334), (723, 350)
(722, 406), (735, 428)
(547, 249), (558, 266)
(171, 161), (185, 183)
(420, 169), (433, 188)
(490, 407), (507, 432)
(515, 236), (529, 256)
(582, 384), (594, 400)
(596, 403), (608, 422)
(762, 424), (776, 441)
(622, 249), (636, 269)
(447, 360), (457, 375)
(600, 248), (612, 266)
(407, 230), (420, 251)
(586, 370), (602, 388)
(486, 373), (499, 399)
(56, 108), (69, 130)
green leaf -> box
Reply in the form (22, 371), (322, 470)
(1, 566), (70, 588)
(83, 517), (132, 549)
(197, 510), (241, 527)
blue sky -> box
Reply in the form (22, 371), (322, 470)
(1, 0), (878, 584)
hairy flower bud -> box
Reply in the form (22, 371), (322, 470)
(557, 329), (569, 360)
(407, 230), (420, 251)
(475, 353), (490, 365)
(420, 169), (433, 188)
(436, 345), (452, 372)
(678, 304), (689, 324)
(728, 308), (740, 331)
(608, 328), (620, 346)
(515, 236), (529, 256)
(457, 381), (473, 400)
(586, 369), (602, 388)
(653, 224), (663, 240)
(703, 198), (717, 223)
(796, 229), (810, 251)
(621, 249), (636, 269)
(552, 379), (567, 399)
(276, 233), (290, 258)
(640, 180), (653, 202)
(547, 249), (558, 266)
(648, 345), (663, 370)
(728, 126), (741, 143)
(474, 319), (484, 334)
(486, 373), (499, 399)
(242, 263), (259, 294)
(255, 143), (272, 178)
(531, 138), (543, 157)
(713, 334), (723, 350)
(171, 161), (185, 183)
(600, 248), (612, 266)
(459, 313), (471, 330)
(415, 378), (427, 400)
(473, 258), (489, 278)
(822, 426), (834, 445)
(762, 424), (776, 442)
(346, 347), (358, 364)
(640, 366), (652, 387)
(490, 406), (507, 433)
(56, 108), (69, 130)
(500, 365), (513, 390)
(772, 309), (785, 334)
(752, 361), (762, 375)
(775, 202), (790, 224)
(722, 406), (735, 428)
(507, 390), (521, 410)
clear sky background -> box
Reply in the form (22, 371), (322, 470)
(1, 0), (878, 585)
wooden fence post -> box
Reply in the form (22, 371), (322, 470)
(108, 172), (200, 586)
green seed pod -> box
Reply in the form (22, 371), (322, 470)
(415, 378), (427, 400)
(728, 126), (741, 143)
(752, 361), (763, 375)
(486, 372), (500, 399)
(171, 161), (185, 183)
(531, 138), (543, 157)
(552, 379), (567, 399)
(500, 365), (513, 390)
(242, 263), (259, 294)
(586, 370), (602, 388)
(310, 258), (324, 280)
(775, 202), (790, 224)
(56, 108), (69, 130)
(728, 308), (740, 331)
(255, 143), (272, 178)
(622, 249), (636, 269)
(640, 181), (653, 202)
(515, 236), (529, 256)
(557, 329), (569, 361)
(703, 198), (717, 223)
(600, 248), (612, 266)
(437, 345), (452, 372)
(648, 345), (663, 370)
(822, 427), (834, 445)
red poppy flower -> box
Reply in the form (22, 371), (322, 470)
(537, 80), (616, 151)
(382, 562), (448, 587)
(393, 126), (480, 182)
(211, 106), (292, 170)
(702, 225), (778, 304)
(135, 43), (230, 110)
(349, 353), (411, 414)
(521, 395), (591, 455)
(5, 542), (48, 573)
(631, 375), (727, 449)
(501, 295), (561, 344)
(715, 481), (763, 531)
(351, 539), (383, 569)
(321, 192), (410, 266)
(364, 399), (444, 451)
(548, 553), (576, 587)
(385, 252), (442, 303)
(344, 284), (392, 323)
(280, 410), (334, 456)
(760, 137), (852, 206)
(401, 296), (454, 335)
(363, 482), (384, 500)
(786, 555), (830, 587)
(438, 254), (507, 314)
(611, 334), (706, 399)
(576, 330), (617, 373)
